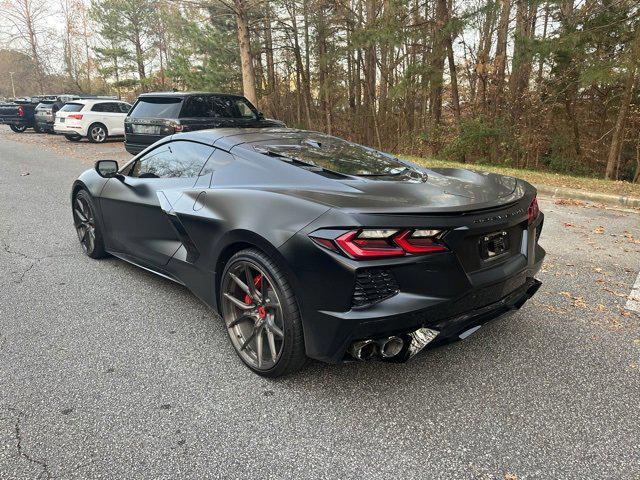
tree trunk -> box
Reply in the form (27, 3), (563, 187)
(234, 0), (258, 106)
(429, 0), (448, 128)
(317, 2), (332, 134)
(264, 3), (279, 116)
(605, 27), (640, 179)
(474, 0), (496, 113)
(490, 0), (510, 117)
(363, 0), (377, 145)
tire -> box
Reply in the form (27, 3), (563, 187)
(33, 124), (43, 133)
(65, 134), (81, 142)
(88, 123), (107, 143)
(220, 248), (307, 377)
(72, 189), (107, 259)
(9, 124), (27, 133)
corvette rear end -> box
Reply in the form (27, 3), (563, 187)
(282, 190), (544, 363)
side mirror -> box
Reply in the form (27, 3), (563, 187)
(95, 160), (121, 179)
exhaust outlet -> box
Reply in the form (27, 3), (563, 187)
(378, 336), (404, 358)
(348, 339), (377, 361)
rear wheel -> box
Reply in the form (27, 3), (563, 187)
(220, 249), (307, 377)
(72, 190), (107, 259)
(88, 123), (107, 143)
(65, 134), (81, 142)
(33, 124), (43, 133)
(9, 124), (27, 133)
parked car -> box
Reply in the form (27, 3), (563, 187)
(124, 92), (285, 154)
(71, 127), (545, 377)
(54, 99), (132, 143)
(0, 96), (54, 133)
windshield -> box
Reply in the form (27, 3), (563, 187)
(60, 103), (84, 112)
(130, 97), (183, 118)
(253, 135), (422, 178)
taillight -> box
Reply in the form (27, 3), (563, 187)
(313, 228), (447, 259)
(336, 230), (404, 259)
(17, 105), (24, 117)
(69, 114), (83, 120)
(528, 196), (539, 224)
(394, 229), (447, 254)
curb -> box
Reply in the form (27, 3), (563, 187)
(535, 184), (640, 209)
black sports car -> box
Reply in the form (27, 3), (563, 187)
(71, 128), (545, 377)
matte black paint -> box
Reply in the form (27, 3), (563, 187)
(72, 127), (545, 363)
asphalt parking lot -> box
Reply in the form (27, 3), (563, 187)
(0, 126), (638, 479)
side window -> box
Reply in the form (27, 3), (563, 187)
(119, 103), (131, 114)
(91, 103), (105, 112)
(181, 96), (209, 118)
(130, 141), (214, 179)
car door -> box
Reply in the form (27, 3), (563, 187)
(98, 140), (215, 268)
(100, 102), (122, 136)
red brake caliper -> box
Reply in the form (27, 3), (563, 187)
(244, 274), (265, 318)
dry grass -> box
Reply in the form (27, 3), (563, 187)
(402, 155), (640, 198)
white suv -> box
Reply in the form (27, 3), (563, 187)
(54, 99), (132, 143)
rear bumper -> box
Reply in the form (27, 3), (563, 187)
(36, 120), (55, 132)
(1, 118), (32, 127)
(309, 265), (543, 364)
(54, 123), (86, 136)
(124, 141), (147, 155)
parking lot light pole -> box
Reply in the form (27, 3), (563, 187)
(9, 72), (16, 98)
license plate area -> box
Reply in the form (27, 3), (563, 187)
(479, 230), (510, 260)
(132, 124), (161, 135)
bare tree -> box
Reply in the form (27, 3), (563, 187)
(1, 0), (53, 94)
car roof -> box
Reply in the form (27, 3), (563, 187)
(171, 127), (328, 151)
(137, 91), (246, 99)
(67, 99), (127, 105)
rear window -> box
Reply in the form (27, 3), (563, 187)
(60, 103), (84, 113)
(129, 97), (183, 118)
(36, 102), (55, 110)
(253, 135), (422, 178)
(180, 95), (257, 119)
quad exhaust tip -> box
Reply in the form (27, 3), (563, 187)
(349, 339), (377, 361)
(379, 336), (404, 358)
(349, 336), (405, 361)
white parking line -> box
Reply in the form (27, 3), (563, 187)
(626, 271), (640, 313)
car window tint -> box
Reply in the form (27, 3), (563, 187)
(253, 134), (420, 178)
(130, 97), (183, 118)
(91, 103), (105, 112)
(60, 103), (84, 112)
(180, 96), (257, 119)
(119, 103), (131, 114)
(131, 141), (214, 179)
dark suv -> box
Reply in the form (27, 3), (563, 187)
(124, 92), (285, 154)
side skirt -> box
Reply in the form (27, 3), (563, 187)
(107, 250), (185, 286)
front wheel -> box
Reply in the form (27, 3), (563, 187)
(9, 124), (27, 133)
(88, 123), (107, 143)
(220, 249), (307, 377)
(72, 190), (107, 259)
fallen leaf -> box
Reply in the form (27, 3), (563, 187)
(593, 226), (605, 234)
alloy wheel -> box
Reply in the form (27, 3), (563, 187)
(90, 125), (106, 143)
(73, 195), (96, 254)
(221, 260), (286, 370)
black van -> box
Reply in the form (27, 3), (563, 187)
(124, 92), (285, 154)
